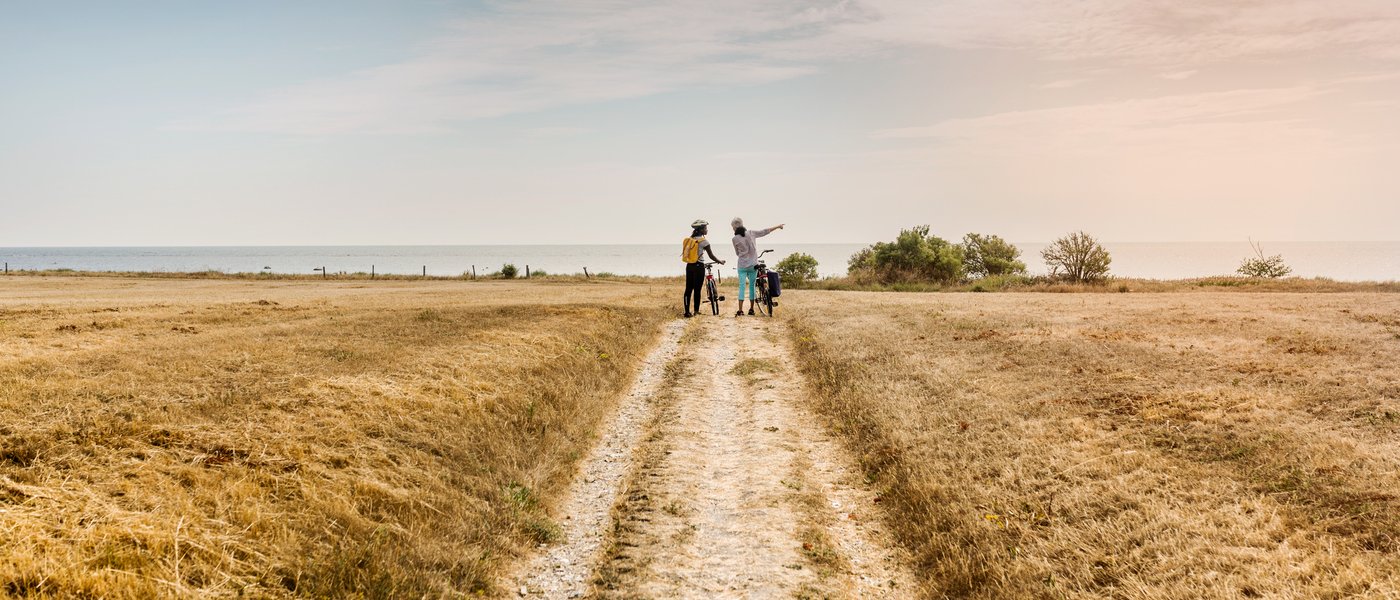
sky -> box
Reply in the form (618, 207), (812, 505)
(2, 0), (1398, 246)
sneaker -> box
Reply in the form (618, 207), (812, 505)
(683, 312), (693, 318)
(747, 308), (755, 316)
(735, 310), (744, 317)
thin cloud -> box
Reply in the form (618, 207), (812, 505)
(1159, 70), (1199, 80)
(1040, 78), (1089, 89)
(177, 0), (874, 135)
(871, 85), (1336, 156)
(848, 0), (1400, 66)
(524, 126), (593, 138)
(176, 0), (1400, 135)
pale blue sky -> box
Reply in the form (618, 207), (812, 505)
(3, 1), (1398, 245)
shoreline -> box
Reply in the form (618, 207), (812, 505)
(2, 269), (1397, 292)
(3, 241), (1397, 282)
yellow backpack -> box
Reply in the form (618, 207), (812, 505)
(681, 236), (704, 263)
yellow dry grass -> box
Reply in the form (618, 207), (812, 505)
(0, 277), (671, 598)
(786, 291), (1400, 599)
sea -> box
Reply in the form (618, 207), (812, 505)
(0, 242), (1396, 281)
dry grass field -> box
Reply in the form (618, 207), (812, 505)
(8, 274), (1400, 599)
(0, 277), (670, 598)
(787, 291), (1400, 598)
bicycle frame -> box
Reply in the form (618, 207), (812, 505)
(753, 250), (775, 317)
(704, 261), (722, 285)
(703, 261), (725, 315)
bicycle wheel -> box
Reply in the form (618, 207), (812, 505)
(757, 280), (772, 317)
(706, 280), (719, 315)
(764, 287), (774, 317)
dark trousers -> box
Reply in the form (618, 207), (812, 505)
(683, 262), (704, 313)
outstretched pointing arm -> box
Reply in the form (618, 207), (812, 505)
(755, 223), (785, 238)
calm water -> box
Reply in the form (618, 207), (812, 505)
(0, 242), (1396, 281)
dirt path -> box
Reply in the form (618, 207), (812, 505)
(514, 317), (913, 599)
(510, 319), (686, 598)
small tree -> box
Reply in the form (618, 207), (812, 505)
(1237, 240), (1291, 278)
(1041, 231), (1111, 283)
(500, 263), (518, 279)
(962, 233), (1026, 278)
(776, 253), (819, 286)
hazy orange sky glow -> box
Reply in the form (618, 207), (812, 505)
(2, 1), (1397, 245)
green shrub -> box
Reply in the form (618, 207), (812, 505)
(962, 233), (1026, 278)
(848, 226), (965, 284)
(1041, 231), (1111, 283)
(776, 253), (819, 286)
(847, 246), (874, 274)
(1237, 241), (1291, 278)
(500, 264), (518, 279)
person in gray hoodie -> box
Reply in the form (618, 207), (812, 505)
(730, 217), (785, 316)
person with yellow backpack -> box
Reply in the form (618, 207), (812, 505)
(682, 219), (725, 318)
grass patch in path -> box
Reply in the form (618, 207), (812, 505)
(730, 357), (780, 384)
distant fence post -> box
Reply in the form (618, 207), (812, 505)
(371, 265), (375, 279)
(423, 265), (427, 277)
(471, 265), (476, 280)
(583, 267), (589, 279)
(526, 265), (531, 278)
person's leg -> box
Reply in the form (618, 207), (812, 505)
(682, 265), (693, 316)
(737, 268), (755, 315)
(691, 264), (705, 316)
(683, 263), (701, 315)
(750, 271), (762, 314)
(734, 268), (744, 315)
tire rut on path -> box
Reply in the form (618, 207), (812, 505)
(516, 316), (913, 599)
(510, 319), (686, 599)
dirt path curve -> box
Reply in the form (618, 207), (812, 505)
(514, 316), (914, 599)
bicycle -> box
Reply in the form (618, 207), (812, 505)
(702, 261), (726, 315)
(754, 249), (777, 317)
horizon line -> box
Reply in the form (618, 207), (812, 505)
(3, 240), (1400, 250)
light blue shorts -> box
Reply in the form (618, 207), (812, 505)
(737, 267), (757, 300)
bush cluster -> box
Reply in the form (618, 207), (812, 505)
(846, 227), (1115, 285)
(847, 226), (968, 284)
(775, 253), (819, 286)
(847, 226), (1035, 284)
(962, 233), (1026, 279)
